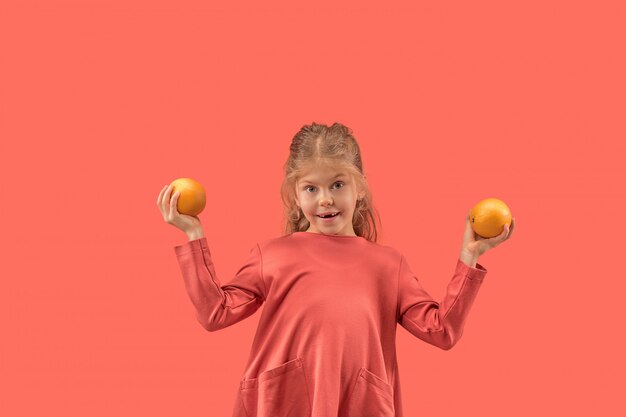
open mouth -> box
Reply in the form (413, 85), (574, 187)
(318, 212), (340, 219)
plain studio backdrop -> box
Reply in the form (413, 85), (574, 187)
(1, 0), (624, 416)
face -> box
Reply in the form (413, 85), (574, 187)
(294, 165), (365, 236)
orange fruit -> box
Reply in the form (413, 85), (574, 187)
(170, 178), (206, 216)
(469, 198), (512, 238)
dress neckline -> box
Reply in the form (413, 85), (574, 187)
(292, 231), (363, 239)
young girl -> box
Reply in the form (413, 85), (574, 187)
(156, 122), (515, 417)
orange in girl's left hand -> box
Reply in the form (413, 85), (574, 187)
(169, 178), (206, 216)
(469, 198), (512, 238)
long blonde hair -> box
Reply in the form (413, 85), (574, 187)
(280, 122), (382, 242)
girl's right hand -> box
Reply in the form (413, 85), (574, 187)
(157, 184), (203, 233)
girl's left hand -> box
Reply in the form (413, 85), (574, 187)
(461, 215), (516, 258)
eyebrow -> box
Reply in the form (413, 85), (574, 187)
(300, 173), (347, 185)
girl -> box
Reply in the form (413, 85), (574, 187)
(156, 122), (515, 417)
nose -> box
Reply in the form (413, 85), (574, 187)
(318, 191), (333, 206)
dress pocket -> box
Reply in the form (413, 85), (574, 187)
(346, 367), (395, 417)
(238, 357), (312, 417)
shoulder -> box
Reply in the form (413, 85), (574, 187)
(253, 233), (297, 254)
(363, 239), (403, 258)
(353, 239), (404, 269)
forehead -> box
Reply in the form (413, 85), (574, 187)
(298, 169), (349, 184)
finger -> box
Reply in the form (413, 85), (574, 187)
(463, 216), (475, 243)
(157, 187), (165, 206)
(509, 218), (515, 238)
(502, 218), (514, 241)
(158, 185), (170, 214)
(157, 185), (167, 206)
(164, 185), (173, 207)
(489, 225), (509, 245)
(169, 190), (180, 217)
(504, 224), (510, 238)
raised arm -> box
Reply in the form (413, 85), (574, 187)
(174, 237), (267, 332)
(397, 254), (487, 350)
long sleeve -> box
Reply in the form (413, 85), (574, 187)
(174, 237), (267, 332)
(397, 254), (487, 350)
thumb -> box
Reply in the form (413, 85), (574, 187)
(487, 224), (509, 244)
(463, 215), (476, 243)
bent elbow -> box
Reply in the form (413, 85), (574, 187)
(201, 320), (224, 332)
(439, 329), (463, 350)
(440, 340), (455, 351)
(203, 322), (217, 332)
(196, 312), (221, 332)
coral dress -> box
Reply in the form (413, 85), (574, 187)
(174, 231), (487, 417)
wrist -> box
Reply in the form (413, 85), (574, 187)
(459, 250), (479, 268)
(186, 227), (205, 241)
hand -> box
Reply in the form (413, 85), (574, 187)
(157, 184), (203, 233)
(461, 215), (516, 259)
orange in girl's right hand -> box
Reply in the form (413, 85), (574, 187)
(170, 178), (206, 216)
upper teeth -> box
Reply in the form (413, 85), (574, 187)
(320, 213), (338, 217)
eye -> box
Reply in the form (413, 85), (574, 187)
(304, 182), (344, 193)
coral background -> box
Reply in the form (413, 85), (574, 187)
(1, 0), (624, 415)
